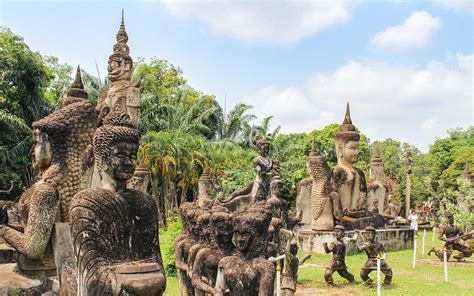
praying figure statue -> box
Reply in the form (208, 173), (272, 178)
(70, 106), (166, 295)
(215, 204), (275, 296)
(323, 225), (355, 285)
(352, 226), (393, 286)
(0, 70), (96, 276)
(331, 103), (368, 212)
(428, 213), (473, 262)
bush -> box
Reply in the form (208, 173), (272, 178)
(159, 210), (182, 276)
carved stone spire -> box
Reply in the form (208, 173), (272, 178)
(336, 102), (359, 141)
(107, 11), (133, 82)
(67, 66), (88, 99)
(371, 145), (383, 163)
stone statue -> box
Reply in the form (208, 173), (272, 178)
(174, 203), (198, 295)
(127, 161), (150, 192)
(196, 169), (218, 209)
(280, 230), (311, 296)
(0, 70), (97, 276)
(295, 177), (312, 228)
(331, 103), (368, 212)
(353, 226), (392, 286)
(307, 143), (342, 231)
(216, 204), (275, 295)
(220, 131), (278, 213)
(323, 225), (355, 286)
(266, 175), (289, 257)
(70, 106), (166, 295)
(98, 12), (140, 128)
(367, 147), (389, 214)
(191, 208), (235, 295)
(428, 213), (473, 261)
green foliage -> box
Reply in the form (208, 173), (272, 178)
(43, 55), (73, 105)
(439, 178), (473, 232)
(159, 211), (182, 277)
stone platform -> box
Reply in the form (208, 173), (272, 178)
(297, 227), (414, 254)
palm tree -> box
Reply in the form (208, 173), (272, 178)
(215, 103), (257, 146)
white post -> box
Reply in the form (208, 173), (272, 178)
(276, 263), (281, 296)
(422, 229), (426, 257)
(432, 227), (436, 242)
(377, 257), (381, 296)
(444, 251), (448, 283)
(412, 239), (417, 269)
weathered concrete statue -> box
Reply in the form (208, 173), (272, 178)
(332, 103), (368, 212)
(70, 106), (166, 295)
(0, 69), (96, 276)
(367, 147), (389, 214)
(428, 213), (473, 261)
(307, 143), (342, 231)
(221, 131), (278, 212)
(174, 203), (198, 295)
(281, 231), (311, 296)
(323, 225), (355, 285)
(353, 226), (392, 286)
(266, 175), (289, 257)
(196, 169), (217, 209)
(216, 204), (275, 295)
(99, 12), (140, 128)
(191, 208), (235, 295)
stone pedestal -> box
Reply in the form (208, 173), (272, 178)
(297, 228), (414, 254)
(0, 263), (45, 295)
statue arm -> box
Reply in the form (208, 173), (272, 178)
(174, 240), (188, 272)
(330, 191), (342, 219)
(258, 261), (276, 296)
(1, 185), (59, 259)
(323, 242), (334, 254)
(191, 249), (216, 294)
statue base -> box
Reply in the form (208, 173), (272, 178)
(297, 228), (414, 254)
(0, 263), (53, 294)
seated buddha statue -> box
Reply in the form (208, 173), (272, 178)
(70, 106), (166, 295)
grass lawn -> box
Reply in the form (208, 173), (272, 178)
(162, 230), (474, 295)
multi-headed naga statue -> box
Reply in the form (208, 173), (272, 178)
(0, 69), (96, 276)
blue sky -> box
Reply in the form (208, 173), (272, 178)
(1, 0), (472, 152)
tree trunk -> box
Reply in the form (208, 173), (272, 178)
(405, 173), (411, 218)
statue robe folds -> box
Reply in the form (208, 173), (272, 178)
(70, 188), (165, 295)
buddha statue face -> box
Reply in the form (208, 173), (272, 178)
(108, 55), (133, 82)
(370, 163), (384, 181)
(105, 142), (138, 182)
(214, 217), (233, 245)
(337, 140), (359, 165)
(30, 129), (52, 172)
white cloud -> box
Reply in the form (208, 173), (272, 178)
(242, 54), (473, 151)
(435, 0), (474, 15)
(370, 11), (441, 50)
(162, 0), (358, 44)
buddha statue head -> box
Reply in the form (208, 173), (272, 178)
(335, 103), (360, 167)
(107, 12), (133, 82)
(30, 129), (52, 173)
(369, 146), (385, 181)
(93, 105), (140, 190)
